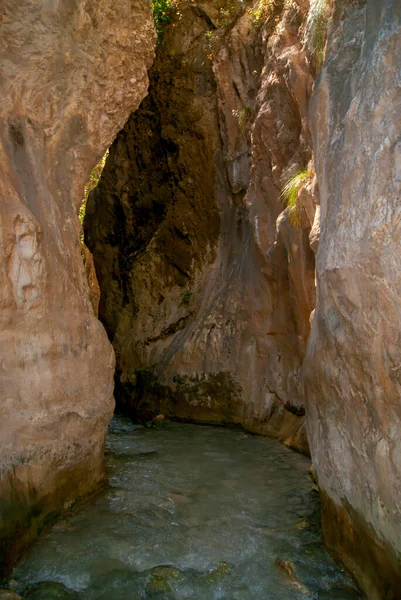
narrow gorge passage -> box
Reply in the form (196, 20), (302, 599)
(12, 416), (362, 600)
(2, 0), (401, 598)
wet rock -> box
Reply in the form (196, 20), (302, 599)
(24, 581), (78, 600)
(202, 562), (231, 584)
(275, 559), (308, 595)
(318, 585), (361, 600)
(145, 575), (175, 599)
(144, 564), (184, 599)
(0, 591), (23, 600)
(153, 415), (167, 425)
(83, 568), (145, 600)
(150, 566), (184, 580)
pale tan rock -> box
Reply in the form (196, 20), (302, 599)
(308, 204), (320, 254)
(81, 244), (100, 316)
(0, 0), (155, 573)
(304, 0), (401, 595)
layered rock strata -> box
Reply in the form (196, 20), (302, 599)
(0, 0), (154, 573)
(85, 0), (317, 453)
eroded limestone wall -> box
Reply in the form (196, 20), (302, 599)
(85, 0), (318, 453)
(85, 0), (401, 595)
(0, 0), (155, 572)
(304, 0), (401, 596)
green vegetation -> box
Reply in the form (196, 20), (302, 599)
(215, 0), (245, 27)
(249, 0), (276, 26)
(151, 0), (174, 40)
(79, 151), (108, 241)
(280, 169), (312, 227)
(232, 106), (252, 134)
(204, 29), (220, 61)
(305, 0), (328, 70)
(181, 290), (192, 305)
(172, 373), (186, 385)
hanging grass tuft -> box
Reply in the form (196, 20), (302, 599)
(304, 0), (329, 71)
(280, 169), (312, 227)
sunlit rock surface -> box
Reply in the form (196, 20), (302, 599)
(0, 0), (155, 572)
(304, 0), (401, 597)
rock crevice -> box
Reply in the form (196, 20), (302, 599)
(85, 0), (317, 455)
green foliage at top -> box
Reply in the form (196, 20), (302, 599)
(280, 169), (312, 227)
(249, 0), (275, 26)
(305, 0), (328, 70)
(152, 0), (174, 40)
(215, 0), (245, 27)
(79, 151), (108, 242)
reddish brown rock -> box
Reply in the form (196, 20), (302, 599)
(85, 0), (317, 452)
(0, 0), (155, 573)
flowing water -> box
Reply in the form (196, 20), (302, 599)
(10, 415), (363, 599)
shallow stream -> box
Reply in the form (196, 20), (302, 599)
(11, 416), (363, 599)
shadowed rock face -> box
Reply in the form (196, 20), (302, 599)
(304, 0), (401, 597)
(85, 0), (317, 453)
(0, 0), (155, 573)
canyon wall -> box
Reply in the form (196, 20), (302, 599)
(85, 0), (317, 454)
(304, 0), (401, 597)
(2, 0), (398, 594)
(85, 0), (401, 596)
(0, 0), (155, 573)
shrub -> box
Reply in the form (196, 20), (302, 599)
(151, 0), (174, 40)
(249, 0), (276, 27)
(216, 0), (244, 28)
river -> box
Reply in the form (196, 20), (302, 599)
(10, 415), (363, 599)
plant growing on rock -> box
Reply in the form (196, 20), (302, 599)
(151, 0), (175, 40)
(181, 290), (192, 305)
(216, 0), (245, 28)
(280, 169), (312, 227)
(79, 151), (108, 242)
(304, 0), (329, 70)
(204, 30), (221, 61)
(232, 106), (252, 134)
(249, 0), (276, 26)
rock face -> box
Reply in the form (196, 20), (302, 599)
(85, 0), (317, 453)
(85, 0), (401, 594)
(0, 0), (155, 573)
(304, 0), (401, 597)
